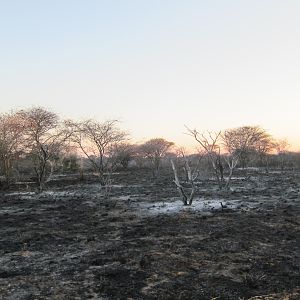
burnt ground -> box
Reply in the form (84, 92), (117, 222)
(0, 169), (299, 300)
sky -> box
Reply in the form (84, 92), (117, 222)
(0, 0), (299, 151)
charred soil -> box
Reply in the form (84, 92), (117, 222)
(0, 169), (299, 299)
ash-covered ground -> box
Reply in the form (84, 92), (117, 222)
(0, 169), (299, 299)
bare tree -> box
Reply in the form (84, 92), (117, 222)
(221, 126), (273, 169)
(0, 111), (26, 187)
(139, 138), (174, 177)
(275, 138), (290, 154)
(111, 142), (135, 169)
(221, 131), (243, 189)
(255, 135), (276, 171)
(275, 138), (290, 170)
(185, 127), (225, 189)
(170, 148), (201, 205)
(222, 126), (275, 172)
(68, 119), (127, 186)
(20, 107), (71, 191)
(175, 147), (203, 182)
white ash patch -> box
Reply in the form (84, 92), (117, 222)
(41, 191), (76, 197)
(135, 198), (240, 216)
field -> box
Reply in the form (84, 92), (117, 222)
(0, 168), (299, 300)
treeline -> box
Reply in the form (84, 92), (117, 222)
(0, 107), (298, 191)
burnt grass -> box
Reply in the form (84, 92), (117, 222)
(0, 169), (299, 300)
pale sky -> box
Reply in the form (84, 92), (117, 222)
(1, 1), (299, 150)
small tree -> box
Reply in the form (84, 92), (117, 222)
(139, 138), (174, 177)
(68, 119), (127, 186)
(275, 138), (290, 170)
(175, 147), (203, 181)
(186, 127), (225, 189)
(221, 131), (243, 188)
(221, 126), (273, 169)
(21, 107), (71, 191)
(222, 126), (275, 171)
(0, 111), (26, 187)
(255, 135), (276, 171)
(170, 148), (201, 205)
(111, 142), (135, 169)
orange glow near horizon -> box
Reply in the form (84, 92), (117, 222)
(131, 134), (300, 154)
(1, 2), (299, 150)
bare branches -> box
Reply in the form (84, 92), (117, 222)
(20, 107), (71, 191)
(138, 138), (174, 177)
(0, 112), (27, 186)
(171, 159), (188, 205)
(222, 126), (275, 168)
(171, 159), (196, 206)
(186, 125), (277, 189)
(185, 126), (221, 153)
(185, 126), (225, 189)
(67, 119), (128, 185)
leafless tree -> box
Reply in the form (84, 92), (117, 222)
(170, 148), (201, 205)
(221, 131), (243, 188)
(275, 138), (290, 154)
(255, 135), (276, 171)
(20, 107), (71, 191)
(139, 138), (174, 177)
(222, 125), (276, 173)
(221, 126), (273, 169)
(67, 119), (127, 186)
(275, 138), (290, 170)
(0, 111), (26, 187)
(111, 142), (135, 169)
(175, 147), (203, 182)
(185, 127), (225, 189)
